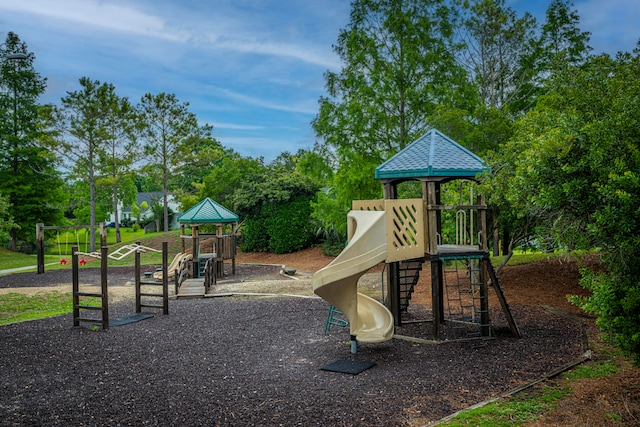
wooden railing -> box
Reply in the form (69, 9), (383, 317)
(174, 256), (192, 295)
(203, 258), (216, 293)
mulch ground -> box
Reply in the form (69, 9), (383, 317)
(0, 251), (619, 426)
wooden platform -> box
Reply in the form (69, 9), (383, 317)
(177, 278), (205, 299)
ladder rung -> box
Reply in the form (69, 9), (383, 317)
(76, 305), (103, 311)
(139, 281), (164, 286)
(76, 292), (102, 298)
(140, 292), (164, 297)
(139, 304), (164, 309)
(76, 317), (106, 323)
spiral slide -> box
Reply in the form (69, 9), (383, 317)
(313, 210), (394, 350)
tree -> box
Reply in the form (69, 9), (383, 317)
(504, 51), (640, 364)
(138, 92), (212, 232)
(98, 95), (138, 243)
(0, 32), (65, 250)
(49, 78), (124, 251)
(313, 0), (471, 232)
(0, 193), (15, 245)
(171, 135), (226, 208)
(454, 0), (538, 114)
(538, 0), (592, 70)
(199, 151), (264, 210)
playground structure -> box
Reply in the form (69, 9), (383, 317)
(174, 198), (239, 291)
(36, 223), (107, 274)
(71, 242), (170, 330)
(313, 129), (520, 352)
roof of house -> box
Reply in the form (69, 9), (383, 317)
(177, 198), (239, 224)
(375, 128), (490, 180)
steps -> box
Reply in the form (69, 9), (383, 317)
(398, 260), (422, 312)
(177, 278), (205, 299)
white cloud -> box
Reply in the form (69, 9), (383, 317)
(0, 0), (187, 42)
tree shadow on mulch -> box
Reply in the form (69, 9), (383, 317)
(0, 293), (585, 426)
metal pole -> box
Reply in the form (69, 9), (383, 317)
(101, 246), (109, 330)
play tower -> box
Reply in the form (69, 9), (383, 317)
(314, 129), (520, 346)
(372, 128), (520, 341)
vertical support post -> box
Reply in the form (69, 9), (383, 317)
(231, 226), (236, 275)
(477, 195), (488, 252)
(426, 181), (439, 255)
(192, 225), (199, 278)
(72, 246), (79, 327)
(101, 246), (109, 330)
(431, 260), (442, 340)
(480, 258), (491, 337)
(99, 223), (107, 247)
(180, 224), (185, 254)
(135, 241), (141, 313)
(162, 241), (169, 315)
(36, 223), (45, 274)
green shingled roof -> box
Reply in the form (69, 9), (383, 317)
(375, 129), (490, 180)
(177, 198), (239, 224)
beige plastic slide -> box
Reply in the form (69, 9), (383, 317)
(153, 252), (192, 281)
(313, 210), (394, 348)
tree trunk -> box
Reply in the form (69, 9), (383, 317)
(113, 180), (121, 243)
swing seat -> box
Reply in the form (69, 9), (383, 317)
(60, 258), (67, 265)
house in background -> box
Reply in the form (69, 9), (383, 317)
(107, 192), (181, 231)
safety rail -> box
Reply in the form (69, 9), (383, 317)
(203, 258), (217, 293)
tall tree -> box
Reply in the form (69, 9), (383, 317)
(538, 0), (591, 69)
(50, 78), (123, 251)
(455, 0), (538, 114)
(0, 32), (64, 250)
(98, 95), (138, 243)
(313, 0), (471, 232)
(138, 92), (211, 232)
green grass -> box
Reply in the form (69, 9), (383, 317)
(437, 352), (623, 427)
(0, 291), (100, 325)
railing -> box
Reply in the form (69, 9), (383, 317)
(203, 258), (216, 293)
(174, 256), (192, 295)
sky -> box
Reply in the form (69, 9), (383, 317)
(0, 0), (638, 162)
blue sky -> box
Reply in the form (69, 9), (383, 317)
(1, 0), (638, 162)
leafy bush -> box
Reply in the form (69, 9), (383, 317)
(241, 197), (316, 254)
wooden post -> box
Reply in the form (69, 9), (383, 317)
(99, 223), (107, 247)
(162, 241), (169, 315)
(135, 241), (141, 313)
(72, 246), (79, 326)
(36, 223), (45, 274)
(231, 225), (236, 275)
(480, 258), (491, 337)
(192, 225), (199, 278)
(101, 246), (109, 330)
(180, 224), (185, 254)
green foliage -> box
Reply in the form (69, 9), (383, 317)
(0, 33), (65, 249)
(240, 216), (269, 253)
(138, 92), (212, 232)
(262, 197), (316, 254)
(499, 51), (640, 364)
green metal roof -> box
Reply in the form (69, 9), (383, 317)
(375, 129), (490, 180)
(177, 198), (239, 224)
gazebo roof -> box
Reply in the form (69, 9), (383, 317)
(177, 198), (239, 224)
(375, 129), (490, 180)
